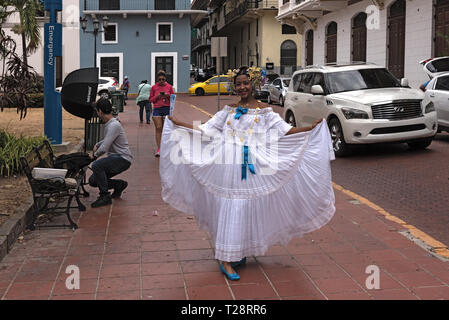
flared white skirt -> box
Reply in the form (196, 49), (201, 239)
(159, 119), (336, 262)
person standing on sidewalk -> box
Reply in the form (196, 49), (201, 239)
(89, 98), (133, 208)
(149, 70), (174, 157)
(161, 66), (335, 281)
(136, 80), (152, 124)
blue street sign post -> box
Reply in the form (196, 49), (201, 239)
(42, 0), (62, 144)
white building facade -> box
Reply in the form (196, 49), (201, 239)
(1, 0), (81, 86)
(276, 0), (449, 89)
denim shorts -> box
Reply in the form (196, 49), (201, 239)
(152, 106), (170, 117)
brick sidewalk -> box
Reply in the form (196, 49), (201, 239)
(0, 99), (448, 300)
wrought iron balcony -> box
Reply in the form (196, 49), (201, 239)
(224, 1), (278, 25)
(83, 0), (190, 11)
(191, 37), (210, 51)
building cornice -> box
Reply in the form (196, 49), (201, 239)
(83, 10), (208, 19)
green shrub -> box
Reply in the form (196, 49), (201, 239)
(0, 130), (48, 177)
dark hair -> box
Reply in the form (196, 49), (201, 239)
(141, 80), (148, 84)
(233, 66), (250, 84)
(95, 98), (112, 114)
(157, 70), (166, 78)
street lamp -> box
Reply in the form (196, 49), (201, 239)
(80, 15), (109, 68)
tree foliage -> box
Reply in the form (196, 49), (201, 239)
(0, 29), (39, 119)
(8, 0), (43, 68)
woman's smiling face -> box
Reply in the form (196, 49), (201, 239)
(235, 74), (252, 99)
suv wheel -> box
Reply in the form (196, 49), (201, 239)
(407, 137), (433, 150)
(195, 88), (205, 96)
(279, 96), (284, 107)
(285, 111), (296, 127)
(99, 91), (110, 99)
(329, 118), (350, 157)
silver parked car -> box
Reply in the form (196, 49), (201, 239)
(422, 73), (449, 133)
(268, 77), (290, 106)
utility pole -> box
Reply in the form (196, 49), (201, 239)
(212, 37), (227, 112)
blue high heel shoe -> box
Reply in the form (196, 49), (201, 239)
(220, 264), (240, 281)
(231, 257), (247, 269)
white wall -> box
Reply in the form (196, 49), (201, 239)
(1, 0), (80, 80)
(301, 0), (434, 89)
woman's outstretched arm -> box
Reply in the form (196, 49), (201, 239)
(286, 119), (323, 135)
(167, 116), (201, 130)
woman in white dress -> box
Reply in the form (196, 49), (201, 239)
(161, 67), (336, 280)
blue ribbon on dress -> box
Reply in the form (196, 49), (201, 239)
(234, 106), (248, 119)
(242, 145), (256, 180)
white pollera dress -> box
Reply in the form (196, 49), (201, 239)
(160, 105), (336, 262)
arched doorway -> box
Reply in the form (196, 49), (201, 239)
(434, 0), (449, 57)
(352, 12), (367, 62)
(388, 0), (406, 78)
(280, 40), (297, 75)
(305, 29), (314, 66)
(326, 22), (337, 63)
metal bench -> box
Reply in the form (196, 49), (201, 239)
(19, 140), (88, 230)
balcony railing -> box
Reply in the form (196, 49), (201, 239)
(224, 1), (278, 25)
(278, 0), (308, 17)
(192, 37), (210, 50)
(192, 38), (202, 49)
(84, 0), (190, 11)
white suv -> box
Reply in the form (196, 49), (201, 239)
(56, 76), (118, 99)
(284, 64), (437, 157)
(97, 76), (119, 99)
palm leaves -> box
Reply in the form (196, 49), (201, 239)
(9, 0), (43, 68)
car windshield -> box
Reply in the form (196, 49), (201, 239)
(327, 68), (401, 93)
(282, 79), (290, 87)
(427, 58), (449, 73)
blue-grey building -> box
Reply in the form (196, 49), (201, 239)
(80, 0), (207, 93)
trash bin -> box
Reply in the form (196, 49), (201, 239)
(111, 90), (125, 112)
(84, 110), (104, 151)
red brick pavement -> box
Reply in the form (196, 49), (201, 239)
(0, 97), (448, 300)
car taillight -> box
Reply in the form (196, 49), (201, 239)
(420, 58), (433, 65)
(112, 81), (117, 86)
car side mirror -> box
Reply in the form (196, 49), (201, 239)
(401, 78), (409, 87)
(311, 85), (324, 95)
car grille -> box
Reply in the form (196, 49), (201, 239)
(370, 124), (426, 134)
(371, 100), (423, 120)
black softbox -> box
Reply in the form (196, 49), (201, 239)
(61, 67), (99, 120)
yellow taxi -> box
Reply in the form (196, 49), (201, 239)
(188, 75), (232, 96)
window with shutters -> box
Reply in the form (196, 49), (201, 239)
(282, 24), (297, 34)
(100, 57), (120, 79)
(99, 0), (119, 10)
(305, 29), (314, 66)
(280, 40), (297, 75)
(434, 0), (449, 56)
(155, 0), (175, 10)
(102, 23), (118, 44)
(387, 0), (406, 78)
(157, 23), (173, 43)
(352, 12), (367, 62)
(326, 22), (337, 63)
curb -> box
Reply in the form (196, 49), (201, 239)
(0, 139), (84, 263)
